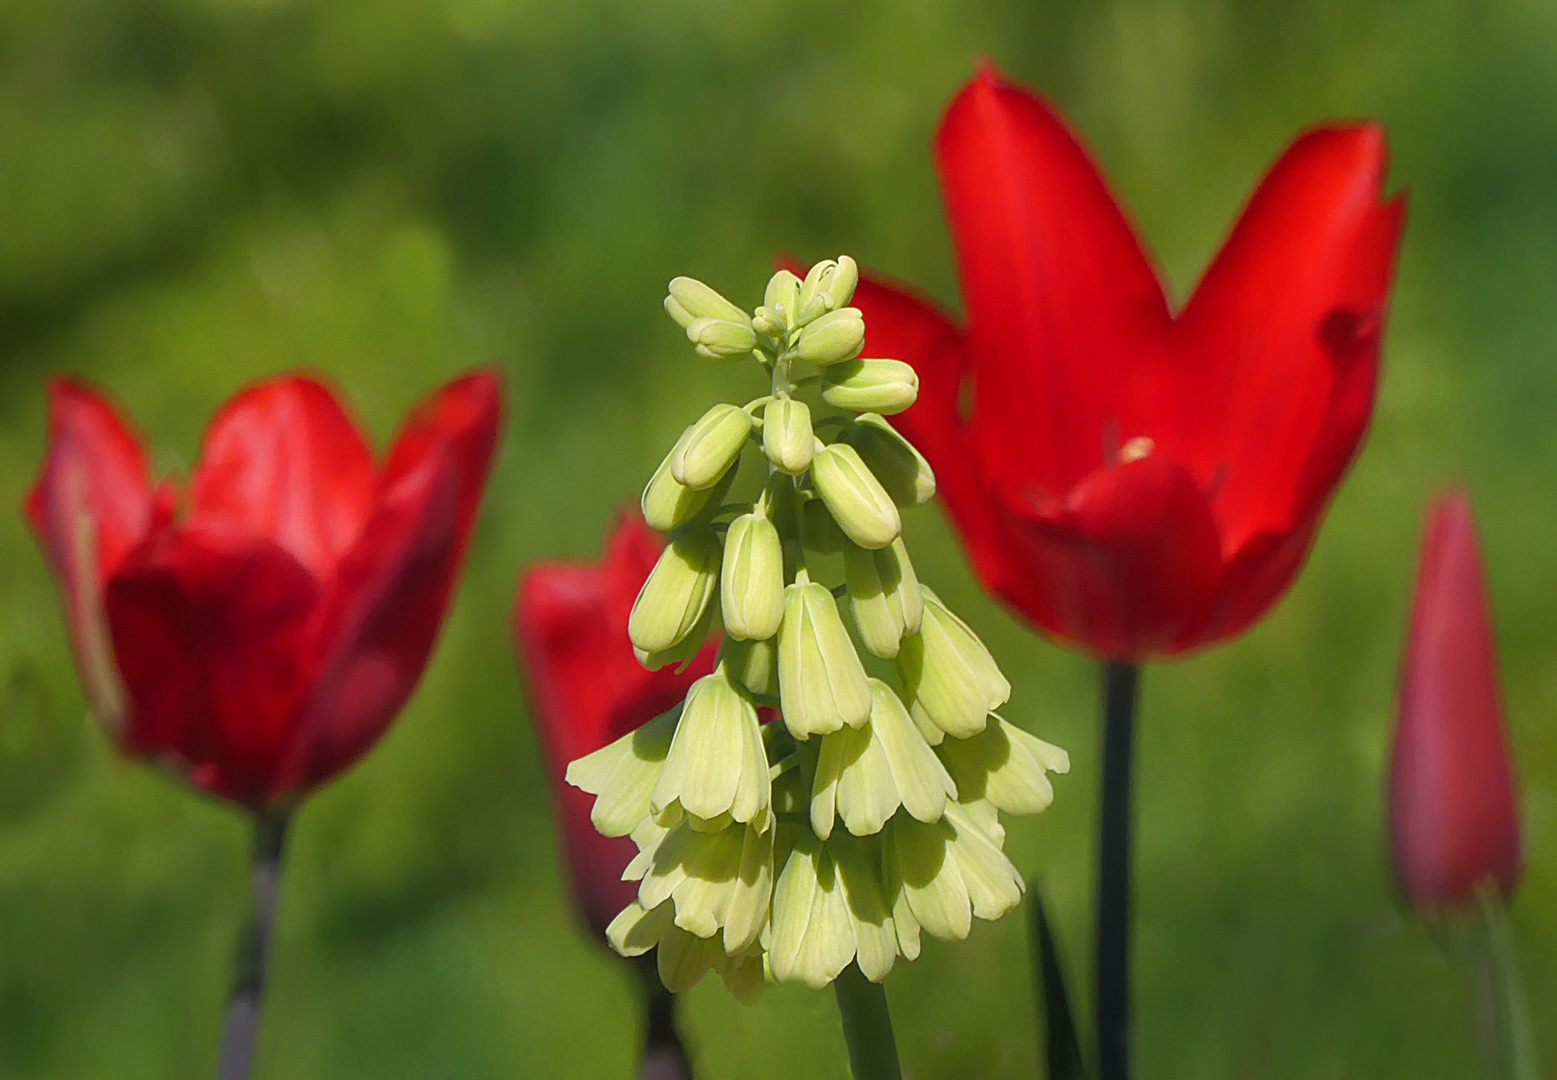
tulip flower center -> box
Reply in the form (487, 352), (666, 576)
(1117, 436), (1154, 465)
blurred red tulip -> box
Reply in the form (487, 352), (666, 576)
(26, 369), (503, 807)
(1390, 490), (1521, 908)
(514, 512), (716, 938)
(850, 65), (1407, 659)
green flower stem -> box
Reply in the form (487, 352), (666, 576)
(1096, 661), (1139, 1080)
(1480, 890), (1543, 1080)
(834, 964), (903, 1080)
(217, 810), (289, 1080)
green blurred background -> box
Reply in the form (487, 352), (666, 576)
(0, 0), (1553, 1075)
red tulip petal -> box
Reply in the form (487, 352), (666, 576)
(25, 378), (155, 724)
(275, 370), (503, 799)
(515, 511), (715, 936)
(1177, 125), (1400, 550)
(1390, 491), (1521, 907)
(104, 526), (319, 806)
(935, 65), (1169, 497)
(188, 376), (375, 579)
(998, 455), (1223, 659)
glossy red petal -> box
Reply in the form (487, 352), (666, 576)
(998, 455), (1224, 659)
(515, 511), (715, 937)
(935, 65), (1169, 497)
(1178, 125), (1399, 551)
(25, 378), (155, 725)
(1389, 492), (1521, 908)
(104, 526), (319, 805)
(188, 375), (375, 579)
(273, 370), (504, 800)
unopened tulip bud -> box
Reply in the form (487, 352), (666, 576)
(665, 276), (749, 329)
(671, 403), (752, 489)
(844, 538), (923, 659)
(723, 635), (778, 697)
(794, 308), (865, 366)
(800, 497), (846, 554)
(846, 413), (936, 507)
(764, 269), (802, 329)
(811, 442), (901, 549)
(896, 589), (1010, 738)
(762, 398), (813, 475)
(628, 529), (720, 656)
(650, 668), (771, 830)
(795, 260), (837, 325)
(721, 512), (784, 641)
(821, 358), (919, 414)
(686, 317), (758, 361)
(777, 578), (872, 738)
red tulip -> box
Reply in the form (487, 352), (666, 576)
(1390, 490), (1521, 908)
(514, 512), (716, 938)
(849, 65), (1407, 659)
(26, 369), (503, 808)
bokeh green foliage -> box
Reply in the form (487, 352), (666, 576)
(0, 0), (1553, 1076)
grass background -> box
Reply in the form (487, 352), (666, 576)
(0, 0), (1554, 1075)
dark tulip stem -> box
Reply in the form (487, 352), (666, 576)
(217, 810), (290, 1080)
(639, 979), (693, 1080)
(834, 964), (903, 1080)
(1096, 661), (1139, 1080)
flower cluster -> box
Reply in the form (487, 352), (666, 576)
(567, 259), (1069, 997)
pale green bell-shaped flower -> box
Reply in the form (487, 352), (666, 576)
(721, 511), (784, 640)
(628, 528), (720, 656)
(607, 899), (762, 999)
(895, 588), (1010, 738)
(821, 358), (919, 414)
(649, 667), (771, 830)
(794, 307), (865, 366)
(828, 831), (899, 982)
(811, 442), (901, 549)
(762, 397), (813, 475)
(846, 413), (936, 507)
(777, 576), (872, 738)
(671, 403), (753, 489)
(810, 679), (957, 840)
(566, 706), (681, 837)
(844, 538), (923, 659)
(723, 635), (777, 697)
(884, 803), (1022, 945)
(936, 714), (1071, 816)
(800, 497), (846, 555)
(641, 451), (714, 531)
(665, 276), (749, 328)
(768, 834), (855, 989)
(635, 818), (774, 952)
(686, 317), (758, 361)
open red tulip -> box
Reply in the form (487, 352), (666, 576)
(514, 512), (716, 938)
(1390, 490), (1521, 908)
(849, 65), (1407, 659)
(26, 369), (503, 808)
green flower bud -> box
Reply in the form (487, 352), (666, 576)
(822, 255), (859, 312)
(795, 259), (838, 325)
(777, 578), (872, 738)
(811, 442), (901, 549)
(751, 306), (785, 337)
(628, 528), (720, 656)
(723, 635), (778, 697)
(936, 714), (1070, 816)
(768, 835), (854, 989)
(566, 706), (681, 836)
(844, 538), (923, 659)
(635, 590), (718, 672)
(687, 317), (758, 361)
(671, 403), (752, 489)
(721, 512), (784, 640)
(811, 679), (956, 840)
(800, 497), (846, 555)
(821, 358), (919, 414)
(764, 269), (802, 329)
(641, 450), (714, 531)
(794, 307), (865, 366)
(665, 276), (749, 328)
(895, 589), (1010, 738)
(762, 397), (813, 475)
(845, 413), (936, 507)
(650, 668), (771, 830)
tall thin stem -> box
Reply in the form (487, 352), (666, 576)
(1095, 661), (1139, 1080)
(637, 974), (692, 1080)
(1479, 890), (1543, 1080)
(217, 811), (289, 1080)
(834, 964), (903, 1080)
